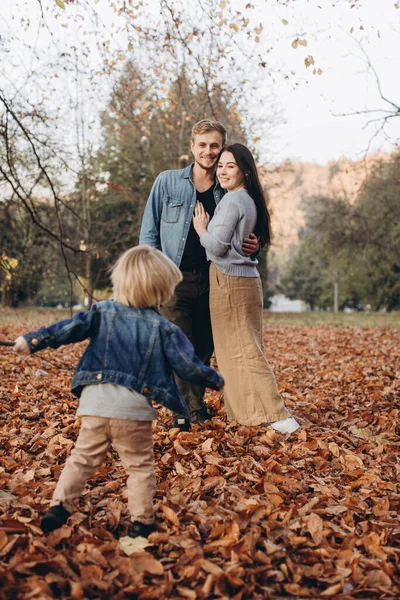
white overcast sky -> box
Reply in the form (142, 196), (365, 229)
(2, 0), (400, 166)
(255, 0), (400, 164)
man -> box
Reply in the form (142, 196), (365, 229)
(139, 119), (258, 428)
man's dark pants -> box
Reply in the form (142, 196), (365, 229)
(160, 268), (214, 416)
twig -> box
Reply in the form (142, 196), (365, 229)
(0, 340), (73, 370)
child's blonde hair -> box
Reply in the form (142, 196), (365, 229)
(111, 245), (182, 308)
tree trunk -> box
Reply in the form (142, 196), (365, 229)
(333, 269), (339, 313)
(1, 287), (11, 307)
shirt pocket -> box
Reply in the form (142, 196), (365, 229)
(162, 197), (183, 223)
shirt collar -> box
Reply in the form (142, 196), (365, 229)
(183, 163), (222, 192)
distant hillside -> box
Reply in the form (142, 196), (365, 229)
(262, 153), (388, 287)
(264, 154), (384, 252)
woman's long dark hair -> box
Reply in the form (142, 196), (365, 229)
(218, 143), (271, 248)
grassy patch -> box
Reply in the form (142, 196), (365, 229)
(264, 310), (400, 328)
(0, 307), (75, 331)
(0, 307), (399, 332)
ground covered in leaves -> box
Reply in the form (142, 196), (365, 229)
(0, 311), (399, 599)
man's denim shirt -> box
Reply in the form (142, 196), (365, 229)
(139, 164), (224, 267)
(23, 301), (224, 416)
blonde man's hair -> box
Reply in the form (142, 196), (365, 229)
(111, 245), (182, 308)
(191, 119), (227, 145)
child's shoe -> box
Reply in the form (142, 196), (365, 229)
(172, 415), (191, 431)
(40, 504), (71, 532)
(190, 405), (214, 424)
(127, 521), (155, 538)
(270, 416), (300, 434)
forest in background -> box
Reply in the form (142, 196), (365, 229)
(0, 0), (399, 312)
(267, 152), (400, 312)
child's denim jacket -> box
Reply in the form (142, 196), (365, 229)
(23, 300), (223, 416)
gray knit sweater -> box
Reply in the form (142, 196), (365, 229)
(199, 187), (259, 277)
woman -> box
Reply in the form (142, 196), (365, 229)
(192, 143), (299, 433)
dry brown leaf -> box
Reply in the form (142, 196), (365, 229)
(199, 558), (224, 575)
(364, 569), (392, 588)
(130, 552), (164, 575)
(306, 513), (324, 545)
(161, 504), (180, 526)
(320, 582), (343, 595)
(1, 315), (399, 598)
(119, 535), (152, 555)
(201, 437), (214, 452)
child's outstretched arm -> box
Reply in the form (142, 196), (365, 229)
(163, 325), (224, 391)
(14, 305), (101, 355)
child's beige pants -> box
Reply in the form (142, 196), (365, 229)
(51, 416), (156, 524)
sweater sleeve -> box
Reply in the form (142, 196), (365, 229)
(199, 196), (241, 257)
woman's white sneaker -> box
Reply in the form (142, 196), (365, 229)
(270, 416), (300, 434)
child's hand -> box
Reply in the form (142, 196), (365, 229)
(14, 336), (30, 355)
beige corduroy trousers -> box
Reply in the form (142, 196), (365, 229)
(209, 263), (290, 426)
(51, 416), (156, 524)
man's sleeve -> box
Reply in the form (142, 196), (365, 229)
(139, 173), (164, 248)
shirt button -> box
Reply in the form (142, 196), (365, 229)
(31, 338), (39, 346)
(142, 386), (150, 395)
(96, 374), (102, 380)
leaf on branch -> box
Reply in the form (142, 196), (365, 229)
(55, 0), (66, 9)
(229, 23), (239, 32)
(298, 39), (308, 47)
(304, 55), (315, 67)
(292, 39), (298, 49)
(282, 19), (289, 25)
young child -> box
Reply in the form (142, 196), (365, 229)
(14, 245), (224, 537)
